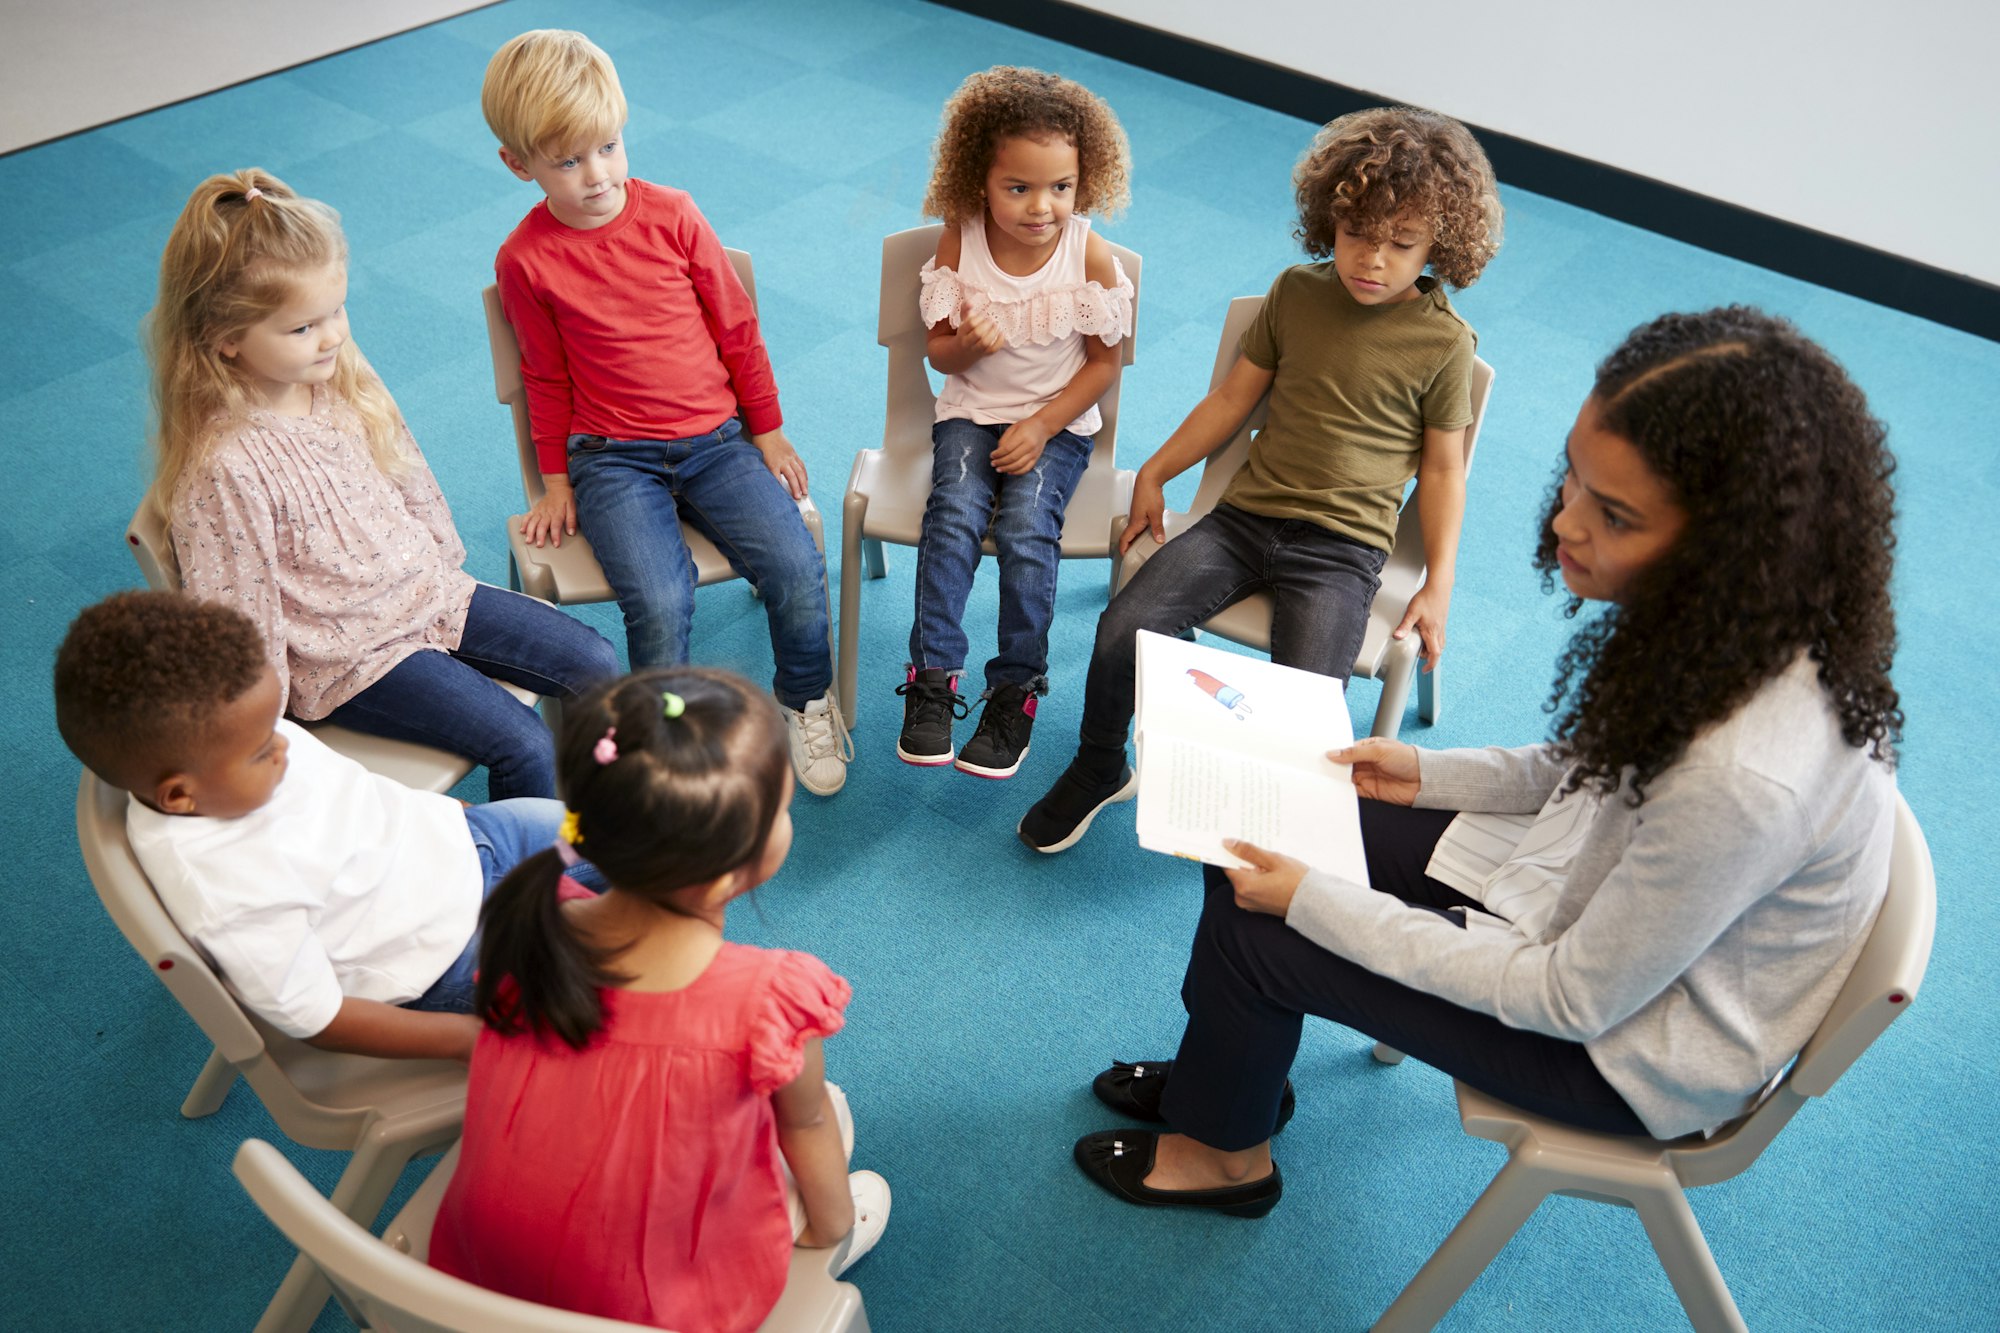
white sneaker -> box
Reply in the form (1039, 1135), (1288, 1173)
(835, 1169), (891, 1276)
(786, 693), (853, 796)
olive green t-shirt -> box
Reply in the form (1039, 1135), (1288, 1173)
(1219, 264), (1475, 552)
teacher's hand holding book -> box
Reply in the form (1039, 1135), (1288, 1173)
(1333, 738), (1421, 805)
(1221, 839), (1309, 916)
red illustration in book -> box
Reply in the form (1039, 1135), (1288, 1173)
(1186, 668), (1252, 720)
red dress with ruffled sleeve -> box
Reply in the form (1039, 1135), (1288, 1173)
(431, 944), (851, 1332)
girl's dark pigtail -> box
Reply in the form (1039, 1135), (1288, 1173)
(474, 846), (615, 1049)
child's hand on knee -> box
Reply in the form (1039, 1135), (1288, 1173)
(751, 429), (809, 499)
(992, 416), (1054, 475)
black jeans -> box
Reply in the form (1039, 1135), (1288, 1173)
(1077, 504), (1387, 756)
(1156, 800), (1648, 1149)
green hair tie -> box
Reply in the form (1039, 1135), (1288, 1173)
(661, 691), (686, 719)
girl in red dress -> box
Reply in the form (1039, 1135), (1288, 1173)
(431, 666), (890, 1331)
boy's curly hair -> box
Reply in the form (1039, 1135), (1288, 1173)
(1533, 307), (1901, 804)
(1294, 106), (1502, 288)
(923, 66), (1131, 227)
(54, 591), (269, 791)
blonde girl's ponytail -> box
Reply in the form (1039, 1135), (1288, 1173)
(145, 168), (410, 522)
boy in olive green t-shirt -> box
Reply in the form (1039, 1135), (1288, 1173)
(1020, 106), (1504, 853)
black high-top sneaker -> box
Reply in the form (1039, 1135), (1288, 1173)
(894, 667), (966, 765)
(954, 682), (1038, 779)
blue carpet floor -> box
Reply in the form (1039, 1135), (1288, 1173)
(3, 1), (1996, 1328)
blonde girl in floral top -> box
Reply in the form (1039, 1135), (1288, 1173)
(148, 169), (617, 800)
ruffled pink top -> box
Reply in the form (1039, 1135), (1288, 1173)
(919, 214), (1132, 435)
(431, 944), (851, 1333)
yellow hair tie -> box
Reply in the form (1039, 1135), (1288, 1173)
(558, 810), (583, 846)
(662, 691), (686, 719)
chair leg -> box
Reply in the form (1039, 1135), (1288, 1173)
(1371, 1155), (1552, 1333)
(839, 496), (871, 725)
(862, 537), (887, 581)
(1371, 1043), (1407, 1065)
(1369, 640), (1420, 740)
(1418, 660), (1441, 725)
(1632, 1185), (1747, 1333)
(179, 1047), (237, 1119)
(253, 1252), (336, 1333)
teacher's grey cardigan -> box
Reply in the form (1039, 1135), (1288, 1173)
(1288, 656), (1895, 1139)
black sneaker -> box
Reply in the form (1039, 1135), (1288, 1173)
(1016, 757), (1138, 853)
(895, 667), (965, 766)
(955, 683), (1038, 779)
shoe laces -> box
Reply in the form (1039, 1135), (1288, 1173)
(896, 673), (968, 727)
(972, 684), (1035, 749)
(796, 698), (854, 763)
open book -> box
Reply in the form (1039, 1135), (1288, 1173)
(1133, 630), (1370, 883)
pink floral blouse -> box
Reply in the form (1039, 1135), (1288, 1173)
(170, 383), (477, 719)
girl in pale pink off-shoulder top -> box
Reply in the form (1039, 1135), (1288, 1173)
(894, 66), (1136, 783)
(146, 169), (617, 799)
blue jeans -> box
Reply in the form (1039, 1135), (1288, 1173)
(325, 584), (620, 801)
(1078, 503), (1387, 757)
(909, 418), (1093, 692)
(404, 799), (608, 1014)
(567, 419), (833, 709)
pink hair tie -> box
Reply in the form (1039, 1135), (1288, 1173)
(244, 187), (264, 201)
(593, 726), (619, 765)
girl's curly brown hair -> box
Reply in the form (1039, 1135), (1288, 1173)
(923, 66), (1131, 228)
(1295, 106), (1502, 288)
(1534, 306), (1901, 804)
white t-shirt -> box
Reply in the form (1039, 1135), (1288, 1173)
(918, 214), (1133, 435)
(126, 721), (482, 1039)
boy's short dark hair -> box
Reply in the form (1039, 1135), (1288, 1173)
(1294, 106), (1503, 288)
(54, 591), (269, 792)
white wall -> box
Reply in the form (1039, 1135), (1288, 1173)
(0, 0), (489, 154)
(1070, 0), (2000, 287)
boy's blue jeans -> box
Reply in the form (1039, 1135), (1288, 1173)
(404, 799), (608, 1014)
(909, 418), (1093, 693)
(324, 584), (620, 802)
(567, 418), (833, 709)
(1077, 503), (1388, 758)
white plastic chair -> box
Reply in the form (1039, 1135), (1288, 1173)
(124, 503), (537, 795)
(1112, 295), (1495, 740)
(232, 1139), (872, 1332)
(835, 223), (1141, 722)
(484, 249), (828, 614)
(1370, 792), (1937, 1333)
(77, 772), (467, 1333)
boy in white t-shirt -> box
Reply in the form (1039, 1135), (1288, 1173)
(55, 591), (594, 1062)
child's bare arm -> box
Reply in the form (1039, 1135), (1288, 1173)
(1392, 423), (1469, 670)
(1120, 355), (1275, 552)
(772, 1039), (855, 1248)
(307, 997), (481, 1062)
(923, 229), (1003, 375)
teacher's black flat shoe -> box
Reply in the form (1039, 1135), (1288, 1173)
(1092, 1059), (1296, 1134)
(1073, 1129), (1282, 1218)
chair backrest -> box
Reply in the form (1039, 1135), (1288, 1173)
(1181, 294), (1495, 575)
(877, 222), (1141, 467)
(76, 770), (465, 1148)
(234, 1139), (656, 1333)
(1667, 791), (1935, 1184)
(77, 769), (266, 1068)
(126, 499), (181, 591)
(483, 248), (759, 508)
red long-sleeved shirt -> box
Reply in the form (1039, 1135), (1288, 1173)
(495, 178), (783, 475)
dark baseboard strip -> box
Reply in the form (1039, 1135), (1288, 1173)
(932, 0), (2000, 343)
